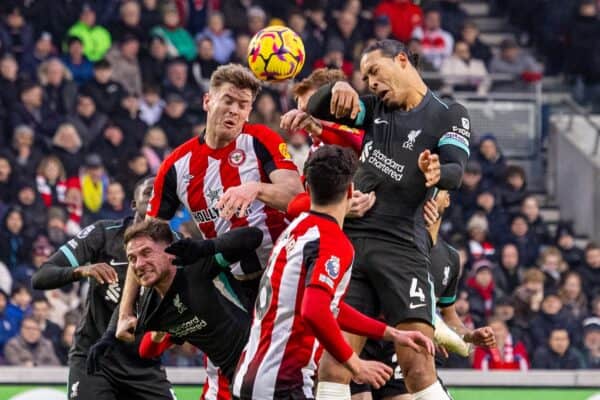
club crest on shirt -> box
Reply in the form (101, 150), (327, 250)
(228, 149), (246, 167)
(402, 129), (422, 151)
(279, 143), (291, 159)
(325, 256), (340, 279)
(442, 265), (450, 286)
(173, 294), (188, 314)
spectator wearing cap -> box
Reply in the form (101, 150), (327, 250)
(139, 34), (169, 86)
(521, 195), (552, 246)
(494, 243), (523, 296)
(555, 222), (585, 270)
(81, 59), (125, 115)
(50, 123), (84, 178)
(110, 0), (147, 46)
(14, 179), (47, 241)
(0, 207), (31, 271)
(411, 7), (454, 70)
(455, 160), (485, 222)
(97, 180), (130, 221)
(0, 288), (19, 357)
(66, 94), (107, 149)
(475, 189), (510, 244)
(473, 317), (529, 370)
(62, 36), (94, 86)
(373, 0), (423, 43)
(578, 243), (600, 302)
(466, 258), (501, 327)
(489, 39), (543, 89)
(139, 85), (164, 126)
(4, 316), (60, 366)
(151, 4), (197, 61)
(530, 293), (579, 351)
(475, 134), (507, 187)
(440, 40), (490, 95)
(0, 154), (16, 205)
(10, 124), (43, 181)
(20, 31), (55, 81)
(582, 317), (600, 369)
(79, 153), (109, 215)
(93, 123), (132, 177)
(11, 81), (62, 140)
(157, 93), (194, 148)
(0, 5), (34, 65)
(312, 37), (354, 78)
(373, 14), (393, 41)
(461, 21), (492, 67)
(532, 327), (586, 369)
(162, 57), (204, 121)
(190, 36), (220, 90)
(38, 58), (78, 116)
(66, 3), (112, 62)
(105, 33), (142, 96)
(508, 213), (539, 267)
(499, 165), (528, 213)
(537, 247), (568, 292)
(199, 12), (235, 64)
(559, 271), (588, 321)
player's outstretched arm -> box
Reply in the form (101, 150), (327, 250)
(440, 305), (496, 348)
(116, 267), (139, 342)
(307, 82), (364, 126)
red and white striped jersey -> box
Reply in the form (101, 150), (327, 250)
(201, 355), (231, 400)
(232, 211), (354, 399)
(147, 124), (297, 276)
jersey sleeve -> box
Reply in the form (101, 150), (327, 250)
(437, 102), (471, 157)
(304, 235), (352, 296)
(319, 121), (364, 154)
(306, 83), (376, 128)
(31, 222), (106, 289)
(438, 246), (461, 307)
(147, 159), (180, 220)
(247, 124), (297, 176)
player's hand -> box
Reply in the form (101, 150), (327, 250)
(217, 182), (260, 220)
(73, 263), (118, 285)
(331, 81), (360, 119)
(346, 190), (376, 218)
(436, 343), (449, 358)
(116, 315), (137, 343)
(352, 359), (393, 389)
(280, 109), (323, 136)
(165, 238), (216, 265)
(418, 150), (441, 188)
(466, 326), (496, 348)
(423, 198), (439, 227)
(150, 331), (168, 343)
(86, 330), (116, 374)
(384, 327), (435, 356)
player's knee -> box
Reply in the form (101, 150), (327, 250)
(318, 354), (352, 384)
(399, 357), (436, 389)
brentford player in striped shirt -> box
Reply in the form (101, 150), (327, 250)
(233, 146), (434, 400)
(116, 64), (303, 400)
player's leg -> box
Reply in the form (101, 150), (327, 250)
(373, 342), (410, 400)
(393, 321), (437, 392)
(68, 357), (118, 400)
(113, 367), (178, 400)
(201, 355), (232, 400)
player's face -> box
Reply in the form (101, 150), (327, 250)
(127, 237), (173, 287)
(133, 178), (155, 218)
(204, 83), (253, 143)
(360, 50), (411, 108)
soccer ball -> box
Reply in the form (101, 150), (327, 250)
(247, 26), (305, 81)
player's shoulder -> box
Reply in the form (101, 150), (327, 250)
(241, 123), (283, 144)
(73, 219), (122, 241)
(162, 137), (202, 165)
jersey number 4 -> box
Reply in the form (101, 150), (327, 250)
(410, 278), (426, 303)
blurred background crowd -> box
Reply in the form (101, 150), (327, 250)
(0, 0), (599, 371)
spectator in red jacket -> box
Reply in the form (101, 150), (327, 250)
(473, 317), (530, 370)
(374, 0), (423, 43)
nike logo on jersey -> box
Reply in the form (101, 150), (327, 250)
(109, 259), (128, 266)
(374, 118), (389, 125)
(409, 303), (426, 309)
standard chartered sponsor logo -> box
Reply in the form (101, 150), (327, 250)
(170, 316), (208, 337)
(367, 149), (405, 181)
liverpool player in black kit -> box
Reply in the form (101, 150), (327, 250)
(31, 177), (178, 400)
(307, 39), (471, 400)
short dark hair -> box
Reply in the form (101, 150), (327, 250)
(123, 219), (174, 247)
(210, 63), (261, 98)
(305, 145), (357, 206)
(94, 59), (111, 70)
(586, 242), (600, 253)
(292, 68), (346, 98)
(363, 39), (419, 67)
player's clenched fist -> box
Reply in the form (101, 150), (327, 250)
(418, 149), (441, 188)
(331, 81), (361, 119)
(466, 326), (496, 348)
(280, 109), (323, 136)
(217, 182), (261, 220)
(116, 315), (138, 343)
(73, 263), (118, 285)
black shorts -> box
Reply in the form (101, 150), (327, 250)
(68, 355), (176, 400)
(344, 236), (435, 326)
(350, 340), (453, 399)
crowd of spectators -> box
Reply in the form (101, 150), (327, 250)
(0, 0), (598, 371)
